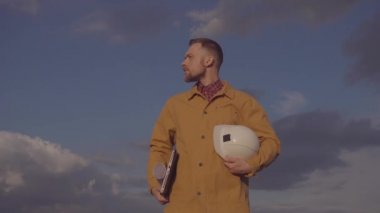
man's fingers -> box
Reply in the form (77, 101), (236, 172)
(224, 161), (235, 167)
(224, 156), (237, 169)
(223, 156), (251, 175)
(224, 156), (241, 166)
(152, 188), (169, 205)
(224, 155), (237, 162)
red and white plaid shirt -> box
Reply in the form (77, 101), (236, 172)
(197, 79), (224, 102)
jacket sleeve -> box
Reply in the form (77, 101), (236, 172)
(240, 97), (280, 177)
(146, 99), (176, 193)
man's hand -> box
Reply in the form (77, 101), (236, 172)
(224, 156), (251, 175)
(151, 187), (169, 205)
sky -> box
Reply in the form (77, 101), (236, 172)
(1, 0), (380, 212)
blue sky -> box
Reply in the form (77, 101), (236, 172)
(1, 0), (379, 212)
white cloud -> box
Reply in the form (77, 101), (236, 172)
(72, 5), (173, 44)
(299, 147), (380, 212)
(0, 170), (24, 192)
(188, 0), (359, 37)
(89, 152), (132, 167)
(256, 110), (380, 190)
(0, 130), (157, 212)
(252, 147), (380, 213)
(0, 0), (40, 15)
(271, 91), (306, 116)
(110, 174), (122, 196)
(0, 131), (87, 175)
(188, 0), (256, 37)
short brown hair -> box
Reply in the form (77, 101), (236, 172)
(189, 38), (223, 69)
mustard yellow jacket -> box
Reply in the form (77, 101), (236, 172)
(147, 81), (280, 213)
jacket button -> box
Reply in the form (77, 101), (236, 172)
(203, 111), (207, 115)
(197, 191), (201, 196)
(198, 162), (203, 167)
(201, 135), (205, 139)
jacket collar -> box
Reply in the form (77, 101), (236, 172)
(187, 80), (234, 101)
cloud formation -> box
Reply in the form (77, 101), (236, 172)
(253, 147), (380, 213)
(344, 12), (380, 87)
(2, 112), (377, 211)
(0, 0), (40, 14)
(188, 0), (359, 37)
(0, 131), (157, 213)
(252, 110), (380, 190)
(73, 4), (174, 43)
(0, 131), (87, 178)
(271, 91), (306, 116)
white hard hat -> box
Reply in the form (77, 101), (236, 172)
(213, 125), (260, 160)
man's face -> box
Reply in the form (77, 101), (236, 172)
(181, 43), (207, 82)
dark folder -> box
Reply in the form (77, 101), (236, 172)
(160, 130), (179, 197)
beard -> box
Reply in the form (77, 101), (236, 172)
(184, 69), (206, 83)
(184, 72), (198, 82)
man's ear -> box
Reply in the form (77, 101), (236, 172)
(203, 56), (215, 67)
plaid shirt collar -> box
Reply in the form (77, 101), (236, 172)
(196, 79), (224, 102)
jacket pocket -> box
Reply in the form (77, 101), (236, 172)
(211, 103), (240, 125)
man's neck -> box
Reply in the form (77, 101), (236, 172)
(199, 78), (219, 86)
(199, 68), (219, 86)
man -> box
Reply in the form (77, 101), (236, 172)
(147, 38), (280, 213)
